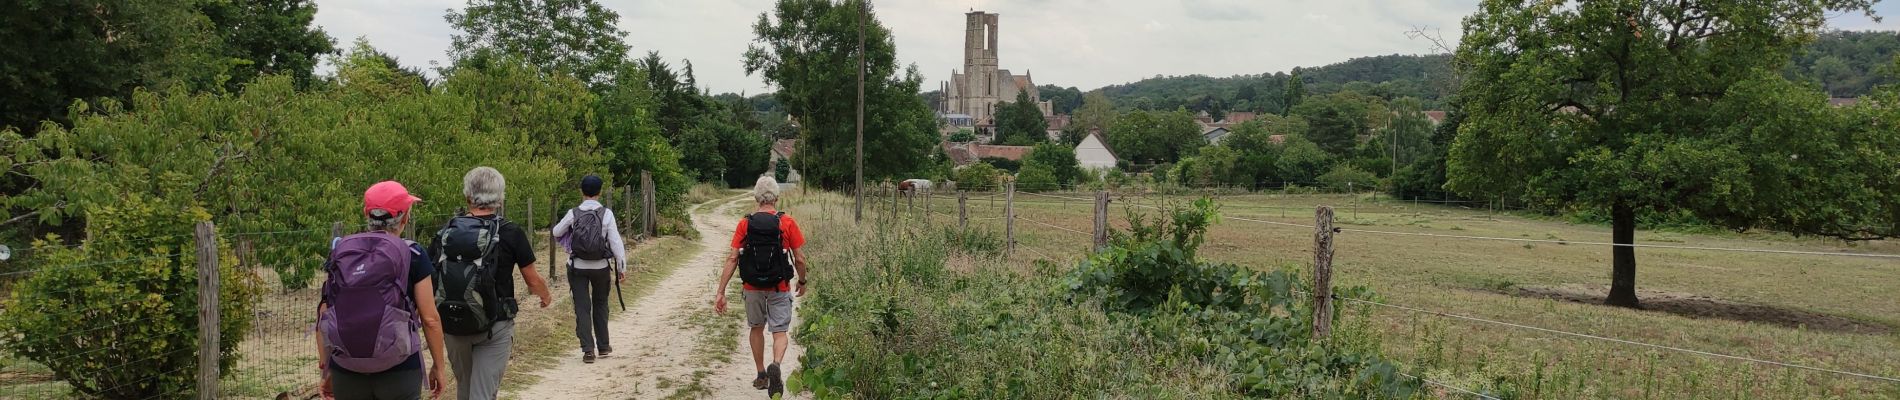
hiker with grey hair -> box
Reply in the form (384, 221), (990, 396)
(713, 175), (809, 397)
(551, 174), (628, 364)
(317, 181), (447, 400)
(431, 166), (552, 400)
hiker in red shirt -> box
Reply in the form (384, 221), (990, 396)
(713, 176), (808, 397)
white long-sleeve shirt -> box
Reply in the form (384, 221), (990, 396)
(552, 199), (627, 273)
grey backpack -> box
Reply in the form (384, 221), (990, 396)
(569, 208), (613, 261)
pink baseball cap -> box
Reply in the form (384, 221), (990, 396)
(363, 181), (422, 217)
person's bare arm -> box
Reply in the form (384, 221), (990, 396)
(521, 264), (553, 308)
(412, 277), (448, 398)
(792, 249), (809, 296)
(713, 250), (739, 313)
(316, 303), (333, 399)
(413, 277), (448, 366)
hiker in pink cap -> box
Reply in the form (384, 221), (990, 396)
(317, 181), (449, 400)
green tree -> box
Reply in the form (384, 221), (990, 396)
(1106, 109), (1201, 164)
(1282, 68), (1306, 114)
(1382, 97), (1434, 175)
(1450, 0), (1891, 308)
(200, 0), (337, 91)
(1291, 92), (1380, 156)
(446, 0), (631, 90)
(744, 0), (939, 190)
(1072, 91), (1116, 133)
(1276, 134), (1331, 186)
(0, 0), (223, 132)
(594, 61), (690, 216)
(992, 90), (1048, 146)
(1024, 142), (1082, 187)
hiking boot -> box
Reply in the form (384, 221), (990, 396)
(583, 352), (597, 364)
(752, 371), (768, 390)
(766, 363), (784, 397)
(599, 346), (613, 358)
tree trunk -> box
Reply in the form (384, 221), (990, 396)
(1605, 201), (1641, 308)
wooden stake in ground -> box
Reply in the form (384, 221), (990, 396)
(194, 221), (220, 400)
(1005, 181), (1016, 259)
(1312, 206), (1336, 339)
(958, 191), (968, 231)
(1093, 191), (1109, 252)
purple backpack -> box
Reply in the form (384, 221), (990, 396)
(318, 232), (421, 373)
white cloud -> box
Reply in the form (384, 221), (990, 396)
(315, 0), (1900, 95)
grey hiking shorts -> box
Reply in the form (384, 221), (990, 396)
(743, 289), (795, 333)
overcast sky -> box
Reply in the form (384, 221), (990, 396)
(313, 0), (1899, 95)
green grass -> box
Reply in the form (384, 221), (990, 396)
(961, 191), (1900, 398)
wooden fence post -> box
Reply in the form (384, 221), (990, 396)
(958, 191), (968, 231)
(1313, 206), (1336, 339)
(924, 189), (933, 225)
(1005, 181), (1016, 259)
(641, 171), (655, 238)
(193, 222), (220, 400)
(1093, 191), (1109, 252)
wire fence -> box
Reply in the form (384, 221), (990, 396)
(866, 185), (1900, 397)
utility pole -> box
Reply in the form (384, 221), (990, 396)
(853, 0), (867, 225)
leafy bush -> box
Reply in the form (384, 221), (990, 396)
(1318, 164), (1379, 192)
(980, 156), (1020, 173)
(1064, 198), (1420, 398)
(1014, 165), (1059, 192)
(1023, 142), (1082, 186)
(0, 198), (258, 399)
(775, 158), (791, 182)
(947, 129), (977, 143)
(954, 163), (1003, 192)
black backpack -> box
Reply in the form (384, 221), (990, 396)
(568, 208), (613, 261)
(738, 212), (796, 287)
(433, 216), (506, 336)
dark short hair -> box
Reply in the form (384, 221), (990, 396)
(581, 174), (604, 197)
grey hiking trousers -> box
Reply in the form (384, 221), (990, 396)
(569, 265), (613, 354)
(445, 319), (514, 400)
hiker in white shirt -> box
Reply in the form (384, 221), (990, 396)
(551, 174), (628, 363)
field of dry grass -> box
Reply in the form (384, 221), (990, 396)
(915, 190), (1900, 399)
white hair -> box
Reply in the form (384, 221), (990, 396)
(366, 209), (404, 232)
(463, 166), (506, 210)
(753, 176), (781, 205)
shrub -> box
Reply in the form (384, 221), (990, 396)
(954, 163), (1003, 192)
(1318, 164), (1379, 192)
(0, 198), (258, 399)
(948, 129), (977, 143)
(1015, 165), (1059, 192)
(1064, 198), (1420, 398)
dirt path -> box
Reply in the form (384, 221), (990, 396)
(511, 195), (809, 400)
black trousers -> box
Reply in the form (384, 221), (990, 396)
(568, 266), (614, 353)
(331, 367), (423, 400)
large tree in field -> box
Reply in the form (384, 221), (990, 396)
(1450, 0), (1895, 308)
(446, 0), (631, 90)
(744, 0), (937, 190)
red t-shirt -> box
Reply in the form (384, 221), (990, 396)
(732, 212), (805, 291)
